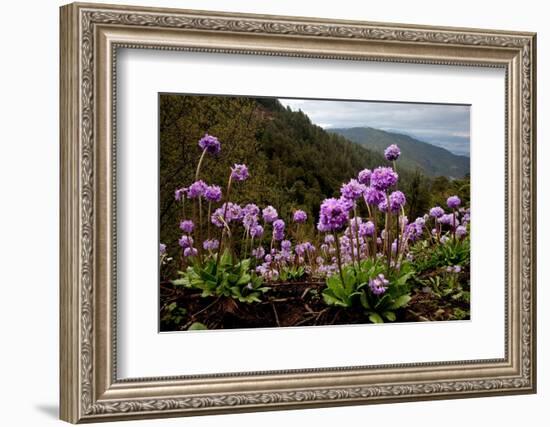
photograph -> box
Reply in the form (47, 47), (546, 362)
(159, 94), (471, 331)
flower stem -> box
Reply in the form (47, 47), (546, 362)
(333, 233), (346, 286)
(353, 206), (361, 266)
(195, 148), (207, 181)
(214, 175), (233, 272)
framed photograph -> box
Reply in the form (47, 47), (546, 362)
(60, 2), (537, 423)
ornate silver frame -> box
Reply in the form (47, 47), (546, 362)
(60, 2), (537, 423)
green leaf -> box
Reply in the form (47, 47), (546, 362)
(237, 274), (251, 286)
(383, 311), (397, 321)
(326, 275), (346, 301)
(359, 291), (371, 309)
(322, 290), (348, 307)
(188, 322), (207, 330)
(368, 313), (384, 324)
(388, 295), (411, 310)
(171, 278), (189, 286)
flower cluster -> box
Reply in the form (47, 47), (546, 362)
(198, 133), (221, 155)
(168, 137), (470, 309)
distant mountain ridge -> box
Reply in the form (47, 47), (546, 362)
(329, 127), (469, 178)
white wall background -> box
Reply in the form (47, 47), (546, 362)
(0, 0), (545, 425)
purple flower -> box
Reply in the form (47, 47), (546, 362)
(357, 168), (372, 185)
(252, 246), (265, 259)
(363, 186), (385, 206)
(159, 243), (166, 255)
(262, 206), (278, 223)
(211, 208), (225, 228)
(438, 213), (454, 226)
(179, 220), (194, 233)
(230, 163), (249, 182)
(244, 203), (260, 216)
(272, 219), (285, 241)
(370, 167), (398, 191)
(211, 202), (243, 227)
(178, 235), (194, 248)
(198, 133), (221, 155)
(429, 206), (445, 218)
(317, 198), (350, 232)
(389, 190), (406, 212)
(446, 265), (462, 273)
(204, 185), (222, 203)
(187, 180), (207, 199)
(369, 274), (389, 295)
(447, 195), (461, 209)
(384, 144), (401, 161)
(338, 196), (355, 213)
(250, 224), (264, 238)
(183, 247), (198, 257)
(226, 202), (243, 222)
(377, 199), (389, 213)
(281, 240), (292, 251)
(174, 187), (187, 201)
(456, 225), (467, 238)
(359, 221), (375, 237)
(203, 239), (219, 251)
(293, 209), (307, 223)
(243, 213), (258, 231)
(340, 179), (366, 201)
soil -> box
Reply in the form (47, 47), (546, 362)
(160, 281), (469, 331)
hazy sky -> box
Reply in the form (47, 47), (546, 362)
(278, 98), (471, 156)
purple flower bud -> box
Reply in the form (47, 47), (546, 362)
(384, 144), (401, 161)
(272, 219), (285, 241)
(369, 273), (389, 295)
(159, 243), (166, 255)
(187, 180), (207, 199)
(179, 220), (194, 233)
(340, 179), (366, 201)
(243, 213), (259, 231)
(429, 206), (445, 218)
(250, 224), (264, 238)
(389, 190), (406, 212)
(183, 247), (198, 257)
(202, 239), (220, 251)
(252, 246), (265, 259)
(293, 209), (307, 223)
(317, 198), (350, 232)
(178, 235), (194, 248)
(370, 167), (398, 191)
(244, 203), (260, 216)
(359, 221), (375, 237)
(363, 186), (385, 206)
(447, 195), (461, 209)
(262, 206), (278, 223)
(230, 163), (249, 182)
(204, 185), (222, 203)
(438, 213), (454, 226)
(198, 133), (221, 155)
(357, 168), (372, 185)
(281, 240), (292, 251)
(174, 187), (187, 201)
(456, 225), (467, 238)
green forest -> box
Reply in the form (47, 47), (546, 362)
(159, 94), (470, 331)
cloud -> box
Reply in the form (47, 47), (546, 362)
(279, 98), (470, 156)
